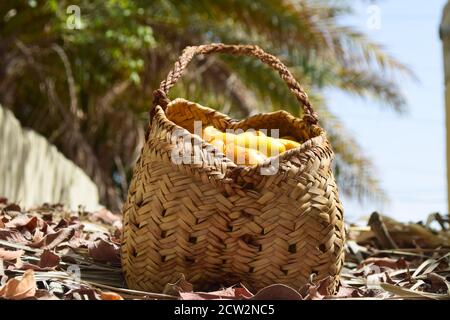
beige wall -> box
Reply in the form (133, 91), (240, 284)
(0, 106), (100, 210)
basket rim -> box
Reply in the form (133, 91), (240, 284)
(149, 98), (332, 183)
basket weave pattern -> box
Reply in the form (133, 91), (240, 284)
(121, 44), (345, 294)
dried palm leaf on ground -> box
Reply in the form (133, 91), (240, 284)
(352, 211), (450, 249)
(0, 199), (449, 300)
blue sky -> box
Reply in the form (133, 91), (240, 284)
(326, 0), (448, 222)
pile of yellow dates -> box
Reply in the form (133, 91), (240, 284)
(202, 126), (300, 166)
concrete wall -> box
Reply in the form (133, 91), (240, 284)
(0, 106), (100, 210)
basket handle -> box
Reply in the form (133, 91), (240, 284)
(151, 43), (319, 124)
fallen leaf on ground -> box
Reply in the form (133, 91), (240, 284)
(0, 248), (24, 261)
(427, 273), (450, 294)
(1, 203), (449, 300)
(91, 208), (122, 226)
(33, 289), (60, 300)
(334, 286), (357, 298)
(6, 216), (39, 232)
(88, 239), (120, 263)
(163, 274), (194, 296)
(359, 257), (408, 270)
(179, 292), (233, 300)
(0, 269), (36, 300)
(39, 249), (60, 269)
(66, 288), (101, 300)
(30, 227), (76, 250)
(32, 229), (44, 244)
(39, 221), (54, 234)
(251, 284), (303, 300)
(54, 219), (70, 230)
(21, 249), (62, 271)
(101, 291), (124, 300)
(301, 277), (333, 300)
(0, 229), (28, 243)
(234, 285), (254, 299)
(67, 237), (90, 249)
(179, 286), (252, 300)
(4, 203), (21, 213)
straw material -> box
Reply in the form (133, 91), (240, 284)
(121, 44), (345, 294)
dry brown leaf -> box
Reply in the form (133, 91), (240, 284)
(163, 274), (193, 296)
(178, 292), (216, 300)
(302, 277), (333, 300)
(179, 291), (236, 300)
(91, 208), (122, 226)
(33, 289), (60, 300)
(88, 239), (120, 263)
(32, 229), (45, 244)
(251, 284), (303, 300)
(180, 286), (244, 300)
(67, 237), (90, 249)
(39, 221), (54, 234)
(30, 227), (76, 250)
(53, 219), (69, 230)
(39, 249), (60, 269)
(4, 203), (21, 213)
(0, 229), (28, 243)
(0, 248), (24, 261)
(359, 257), (408, 270)
(334, 286), (358, 298)
(6, 216), (39, 232)
(20, 250), (61, 271)
(101, 291), (124, 300)
(0, 269), (36, 300)
(66, 288), (101, 300)
(427, 273), (450, 294)
(205, 287), (237, 297)
(234, 285), (254, 299)
(178, 285), (254, 300)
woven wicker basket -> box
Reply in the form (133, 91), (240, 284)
(121, 44), (345, 294)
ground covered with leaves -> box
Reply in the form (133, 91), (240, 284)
(0, 198), (449, 300)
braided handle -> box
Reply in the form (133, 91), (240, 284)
(151, 43), (318, 124)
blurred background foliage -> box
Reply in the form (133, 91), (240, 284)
(0, 0), (412, 211)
